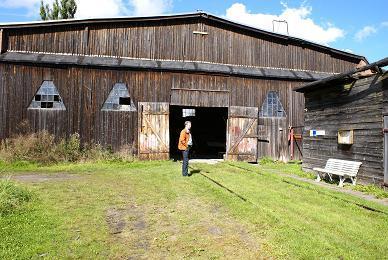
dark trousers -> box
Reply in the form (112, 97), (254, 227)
(182, 147), (190, 176)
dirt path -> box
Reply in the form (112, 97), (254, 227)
(105, 197), (264, 259)
(1, 173), (80, 183)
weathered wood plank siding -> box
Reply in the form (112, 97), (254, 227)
(0, 63), (305, 155)
(5, 19), (359, 73)
(0, 14), (365, 160)
(302, 74), (388, 183)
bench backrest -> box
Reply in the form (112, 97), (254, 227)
(324, 159), (362, 176)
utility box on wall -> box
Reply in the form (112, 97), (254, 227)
(338, 130), (354, 144)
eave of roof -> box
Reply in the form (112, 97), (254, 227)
(0, 51), (335, 81)
(0, 12), (366, 62)
(294, 56), (388, 92)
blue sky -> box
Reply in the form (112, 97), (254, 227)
(0, 0), (387, 62)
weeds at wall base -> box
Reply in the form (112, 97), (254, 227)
(0, 131), (135, 165)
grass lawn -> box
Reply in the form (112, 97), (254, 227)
(1, 160), (388, 259)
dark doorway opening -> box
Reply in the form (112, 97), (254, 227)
(170, 106), (228, 160)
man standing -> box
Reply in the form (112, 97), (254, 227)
(178, 121), (192, 176)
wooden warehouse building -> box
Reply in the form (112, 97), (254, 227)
(0, 12), (366, 161)
(294, 57), (388, 184)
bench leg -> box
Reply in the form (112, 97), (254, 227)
(350, 176), (357, 186)
(315, 172), (321, 182)
(327, 173), (333, 182)
(338, 176), (345, 187)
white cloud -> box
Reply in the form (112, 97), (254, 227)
(354, 26), (377, 41)
(225, 2), (344, 45)
(381, 21), (388, 27)
(0, 0), (172, 19)
(75, 0), (125, 18)
(342, 48), (353, 53)
(129, 0), (172, 16)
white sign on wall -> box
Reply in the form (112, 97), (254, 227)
(310, 130), (325, 137)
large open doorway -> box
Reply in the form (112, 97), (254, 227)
(170, 106), (228, 160)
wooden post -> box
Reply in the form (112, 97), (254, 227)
(0, 29), (6, 54)
(290, 127), (294, 160)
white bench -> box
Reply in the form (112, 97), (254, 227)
(313, 159), (362, 187)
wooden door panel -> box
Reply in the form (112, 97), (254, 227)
(138, 102), (169, 160)
(257, 118), (288, 161)
(227, 106), (258, 162)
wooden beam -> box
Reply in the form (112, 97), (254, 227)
(171, 88), (229, 93)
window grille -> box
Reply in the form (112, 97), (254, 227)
(259, 91), (286, 117)
(102, 83), (136, 111)
(28, 81), (66, 110)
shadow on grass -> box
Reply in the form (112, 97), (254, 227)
(189, 169), (201, 176)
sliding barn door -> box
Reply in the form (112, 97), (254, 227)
(226, 106), (258, 162)
(138, 102), (169, 160)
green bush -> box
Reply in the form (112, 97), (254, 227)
(0, 179), (32, 216)
(56, 133), (81, 162)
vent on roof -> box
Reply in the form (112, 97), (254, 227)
(28, 81), (66, 110)
(101, 83), (136, 111)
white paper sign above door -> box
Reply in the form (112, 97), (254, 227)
(310, 130), (325, 137)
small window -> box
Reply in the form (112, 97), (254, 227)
(119, 97), (131, 105)
(182, 109), (195, 117)
(259, 91), (286, 117)
(101, 83), (136, 111)
(28, 81), (66, 110)
(41, 102), (54, 108)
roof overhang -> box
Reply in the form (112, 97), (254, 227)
(0, 51), (334, 81)
(294, 57), (388, 93)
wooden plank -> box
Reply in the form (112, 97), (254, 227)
(83, 26), (89, 54)
(170, 88), (230, 107)
(0, 29), (6, 54)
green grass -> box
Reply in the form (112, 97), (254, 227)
(350, 184), (388, 199)
(0, 179), (32, 216)
(1, 160), (387, 259)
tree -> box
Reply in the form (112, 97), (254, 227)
(40, 0), (77, 21)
